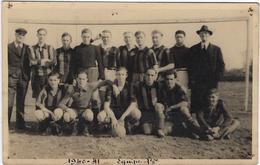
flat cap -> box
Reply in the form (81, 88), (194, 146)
(15, 28), (27, 35)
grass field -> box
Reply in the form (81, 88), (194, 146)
(8, 81), (253, 159)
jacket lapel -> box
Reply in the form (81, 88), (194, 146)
(10, 42), (20, 56)
(206, 43), (216, 71)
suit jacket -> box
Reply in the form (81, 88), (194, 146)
(8, 42), (31, 82)
(188, 42), (225, 88)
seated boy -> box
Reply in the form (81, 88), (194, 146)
(58, 70), (113, 136)
(159, 70), (201, 139)
(196, 89), (240, 140)
(35, 71), (67, 135)
(97, 67), (141, 135)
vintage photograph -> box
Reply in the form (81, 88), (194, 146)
(2, 2), (259, 165)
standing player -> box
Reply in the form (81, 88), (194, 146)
(97, 67), (141, 135)
(71, 28), (104, 82)
(30, 28), (56, 99)
(98, 30), (119, 104)
(132, 31), (158, 83)
(55, 32), (74, 84)
(117, 32), (137, 82)
(150, 30), (174, 80)
(71, 28), (105, 110)
(58, 70), (113, 136)
(162, 30), (190, 88)
(8, 28), (31, 130)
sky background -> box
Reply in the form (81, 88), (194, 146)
(7, 2), (251, 70)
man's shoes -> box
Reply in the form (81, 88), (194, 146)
(190, 132), (200, 139)
(16, 124), (30, 130)
(82, 127), (90, 136)
(205, 134), (214, 141)
(41, 127), (52, 136)
(157, 129), (165, 138)
(50, 122), (62, 136)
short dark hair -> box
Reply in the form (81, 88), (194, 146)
(135, 31), (146, 37)
(208, 88), (219, 96)
(61, 32), (72, 40)
(47, 71), (61, 79)
(37, 28), (47, 34)
(102, 30), (112, 36)
(164, 69), (177, 78)
(116, 67), (128, 73)
(77, 69), (88, 77)
(175, 30), (186, 36)
(146, 68), (157, 74)
(152, 30), (163, 36)
(81, 28), (92, 35)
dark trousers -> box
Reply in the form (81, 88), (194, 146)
(31, 75), (48, 98)
(8, 74), (29, 128)
(190, 82), (216, 113)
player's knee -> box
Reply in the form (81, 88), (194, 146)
(63, 109), (77, 123)
(142, 123), (153, 135)
(53, 108), (64, 121)
(35, 110), (48, 122)
(155, 103), (165, 119)
(35, 110), (45, 121)
(130, 108), (142, 121)
(82, 109), (94, 122)
(155, 103), (164, 114)
(97, 110), (107, 123)
(232, 119), (240, 128)
(180, 106), (192, 118)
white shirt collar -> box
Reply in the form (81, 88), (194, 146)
(14, 41), (23, 48)
(101, 43), (111, 50)
(201, 42), (210, 49)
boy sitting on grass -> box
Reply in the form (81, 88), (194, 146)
(196, 89), (240, 140)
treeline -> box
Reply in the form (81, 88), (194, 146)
(221, 64), (252, 82)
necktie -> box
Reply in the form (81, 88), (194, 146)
(203, 45), (207, 52)
(17, 45), (22, 56)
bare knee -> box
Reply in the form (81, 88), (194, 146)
(63, 108), (77, 123)
(97, 110), (110, 123)
(179, 106), (192, 117)
(130, 108), (142, 121)
(155, 103), (165, 119)
(53, 108), (64, 121)
(232, 119), (240, 128)
(82, 109), (94, 122)
(35, 110), (49, 122)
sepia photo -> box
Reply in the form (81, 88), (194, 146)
(2, 2), (259, 165)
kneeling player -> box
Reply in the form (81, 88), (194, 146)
(35, 72), (67, 135)
(97, 67), (141, 136)
(196, 89), (240, 140)
(131, 68), (166, 138)
(159, 70), (201, 139)
(58, 70), (113, 136)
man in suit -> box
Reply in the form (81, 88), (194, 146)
(8, 28), (31, 130)
(189, 25), (225, 114)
